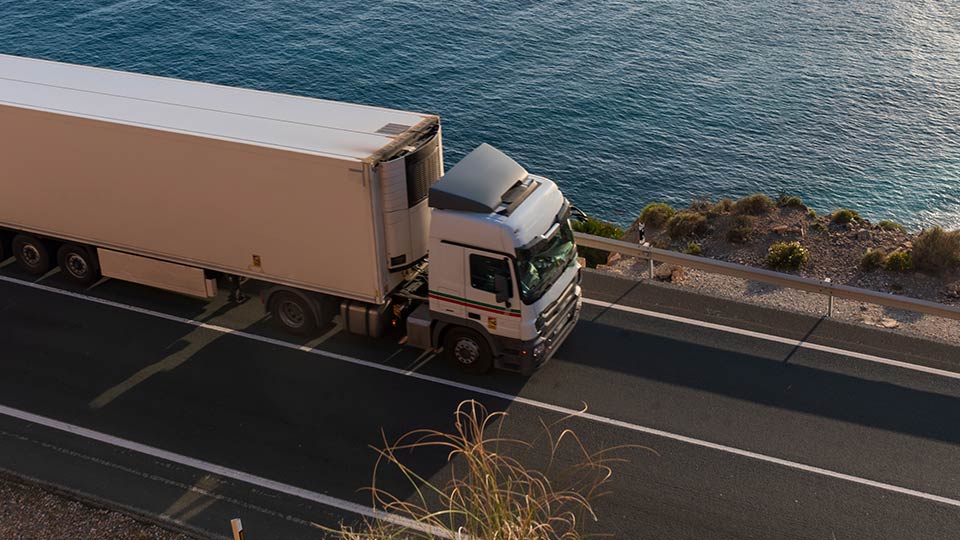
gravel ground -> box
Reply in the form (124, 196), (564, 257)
(0, 473), (198, 540)
(600, 256), (960, 346)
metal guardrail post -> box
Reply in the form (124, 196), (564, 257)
(825, 278), (834, 317)
(648, 258), (654, 279)
(572, 232), (960, 322)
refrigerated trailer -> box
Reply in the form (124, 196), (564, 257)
(0, 54), (582, 374)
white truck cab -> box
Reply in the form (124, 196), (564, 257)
(406, 144), (582, 375)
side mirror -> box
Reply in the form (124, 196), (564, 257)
(494, 273), (511, 305)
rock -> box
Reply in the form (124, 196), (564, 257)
(772, 225), (789, 235)
(947, 281), (960, 299)
(901, 241), (913, 250)
(577, 257), (587, 268)
(606, 252), (622, 265)
(879, 318), (900, 329)
(654, 264), (685, 282)
(856, 230), (873, 241)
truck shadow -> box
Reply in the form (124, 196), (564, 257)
(555, 318), (960, 446)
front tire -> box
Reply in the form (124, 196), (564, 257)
(269, 291), (318, 335)
(57, 244), (101, 285)
(12, 234), (52, 275)
(444, 327), (493, 374)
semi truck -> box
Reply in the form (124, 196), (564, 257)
(0, 54), (582, 375)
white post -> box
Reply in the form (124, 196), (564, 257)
(824, 278), (834, 317)
(231, 518), (244, 540)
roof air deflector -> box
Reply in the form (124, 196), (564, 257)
(428, 143), (528, 213)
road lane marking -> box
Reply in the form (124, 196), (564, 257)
(0, 403), (449, 537)
(405, 351), (437, 374)
(163, 475), (221, 521)
(3, 274), (960, 509)
(582, 297), (960, 380)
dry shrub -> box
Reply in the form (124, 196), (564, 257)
(767, 241), (809, 270)
(330, 400), (640, 540)
(689, 197), (713, 214)
(878, 220), (904, 232)
(707, 198), (734, 218)
(860, 248), (886, 271)
(666, 212), (707, 239)
(726, 215), (756, 243)
(912, 226), (960, 273)
(732, 194), (774, 216)
(831, 209), (859, 224)
(885, 250), (913, 272)
(778, 196), (806, 209)
(683, 241), (702, 256)
(639, 202), (676, 229)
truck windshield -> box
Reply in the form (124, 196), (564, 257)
(516, 220), (576, 304)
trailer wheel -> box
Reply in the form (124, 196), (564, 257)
(0, 232), (9, 262)
(269, 291), (318, 335)
(12, 234), (52, 275)
(57, 244), (101, 285)
(443, 327), (492, 374)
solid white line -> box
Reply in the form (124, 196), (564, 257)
(0, 403), (448, 537)
(2, 274), (959, 509)
(582, 297), (960, 380)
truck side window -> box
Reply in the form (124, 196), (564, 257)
(470, 255), (511, 295)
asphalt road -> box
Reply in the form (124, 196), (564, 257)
(0, 260), (958, 539)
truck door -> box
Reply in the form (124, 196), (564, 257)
(462, 249), (521, 339)
(428, 241), (466, 319)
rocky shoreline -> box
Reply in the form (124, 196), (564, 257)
(584, 194), (960, 344)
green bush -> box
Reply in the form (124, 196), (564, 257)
(666, 211), (708, 240)
(885, 250), (913, 272)
(726, 215), (756, 243)
(732, 194), (775, 216)
(571, 217), (624, 268)
(831, 209), (860, 224)
(807, 209), (817, 219)
(912, 226), (960, 273)
(767, 241), (809, 270)
(860, 248), (886, 271)
(878, 220), (904, 232)
(810, 222), (827, 233)
(779, 196), (806, 209)
(683, 241), (702, 256)
(639, 202), (676, 228)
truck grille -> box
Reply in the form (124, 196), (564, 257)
(537, 279), (578, 341)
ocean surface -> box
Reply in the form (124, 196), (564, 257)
(1, 1), (958, 229)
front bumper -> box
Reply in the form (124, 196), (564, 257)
(496, 294), (582, 376)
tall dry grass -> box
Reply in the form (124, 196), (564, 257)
(327, 400), (641, 540)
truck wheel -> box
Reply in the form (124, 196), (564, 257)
(0, 233), (8, 262)
(270, 291), (318, 335)
(443, 327), (493, 374)
(57, 244), (101, 285)
(12, 234), (52, 275)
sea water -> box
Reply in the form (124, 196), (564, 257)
(1, 0), (957, 229)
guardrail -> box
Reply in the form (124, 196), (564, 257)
(573, 232), (960, 322)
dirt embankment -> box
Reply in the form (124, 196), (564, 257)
(594, 197), (960, 342)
